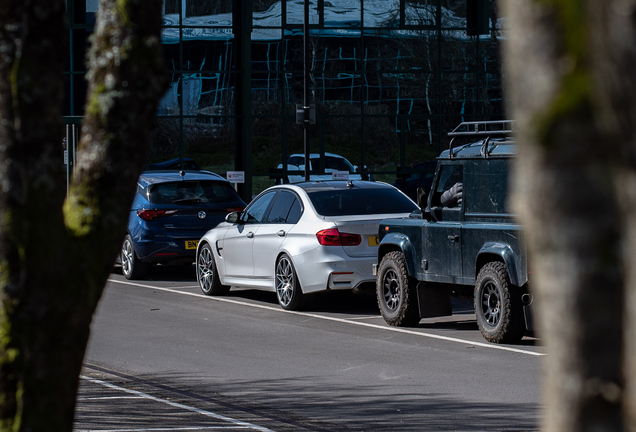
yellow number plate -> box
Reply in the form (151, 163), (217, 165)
(368, 236), (380, 247)
(185, 240), (199, 250)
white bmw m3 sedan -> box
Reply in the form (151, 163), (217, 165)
(195, 180), (418, 310)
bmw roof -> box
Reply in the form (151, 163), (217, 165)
(288, 180), (397, 193)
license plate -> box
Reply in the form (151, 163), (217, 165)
(368, 236), (379, 247)
(185, 240), (199, 250)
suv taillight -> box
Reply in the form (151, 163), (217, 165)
(316, 228), (361, 246)
(137, 209), (177, 221)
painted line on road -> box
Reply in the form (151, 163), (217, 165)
(79, 375), (274, 432)
(77, 396), (146, 400)
(110, 279), (545, 357)
(75, 428), (250, 431)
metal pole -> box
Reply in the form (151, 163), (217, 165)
(303, 0), (310, 181)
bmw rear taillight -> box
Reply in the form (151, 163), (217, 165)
(316, 228), (361, 246)
(136, 209), (177, 221)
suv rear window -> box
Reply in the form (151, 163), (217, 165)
(147, 181), (241, 205)
(308, 188), (417, 216)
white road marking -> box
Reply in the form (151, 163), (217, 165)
(79, 376), (274, 432)
(109, 279), (545, 357)
(77, 396), (146, 400)
(75, 428), (249, 431)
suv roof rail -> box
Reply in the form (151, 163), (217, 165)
(448, 120), (515, 159)
(448, 120), (515, 138)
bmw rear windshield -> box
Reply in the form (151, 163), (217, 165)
(307, 188), (417, 216)
(147, 181), (241, 205)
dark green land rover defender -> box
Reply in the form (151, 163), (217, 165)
(374, 120), (532, 344)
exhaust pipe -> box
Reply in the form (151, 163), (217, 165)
(521, 293), (532, 305)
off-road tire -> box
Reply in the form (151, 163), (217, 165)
(474, 261), (525, 343)
(121, 234), (148, 280)
(197, 243), (230, 295)
(376, 251), (421, 327)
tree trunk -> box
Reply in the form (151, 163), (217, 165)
(501, 0), (636, 430)
(0, 0), (167, 430)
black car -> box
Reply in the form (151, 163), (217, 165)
(374, 120), (532, 344)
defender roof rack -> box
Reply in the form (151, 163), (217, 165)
(447, 120), (515, 159)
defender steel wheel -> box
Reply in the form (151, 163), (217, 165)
(196, 243), (229, 296)
(121, 235), (147, 280)
(481, 281), (502, 326)
(376, 251), (420, 327)
(474, 262), (526, 344)
(382, 268), (402, 311)
(275, 254), (306, 311)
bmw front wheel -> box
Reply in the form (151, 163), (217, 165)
(197, 243), (230, 296)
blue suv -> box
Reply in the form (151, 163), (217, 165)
(121, 170), (246, 279)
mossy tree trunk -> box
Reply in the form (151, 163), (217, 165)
(0, 0), (167, 430)
(501, 0), (636, 430)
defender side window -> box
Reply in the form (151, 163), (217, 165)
(431, 165), (464, 209)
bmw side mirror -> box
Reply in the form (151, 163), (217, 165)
(225, 212), (242, 224)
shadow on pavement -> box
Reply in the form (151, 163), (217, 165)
(77, 365), (540, 432)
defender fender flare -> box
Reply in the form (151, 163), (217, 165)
(378, 233), (418, 278)
(476, 242), (520, 287)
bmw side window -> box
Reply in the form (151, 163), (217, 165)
(286, 199), (302, 224)
(242, 192), (276, 224)
(266, 191), (297, 224)
(431, 165), (463, 208)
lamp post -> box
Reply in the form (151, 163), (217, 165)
(303, 0), (310, 181)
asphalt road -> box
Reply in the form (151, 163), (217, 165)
(76, 265), (543, 432)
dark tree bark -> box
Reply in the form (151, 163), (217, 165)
(501, 0), (636, 430)
(0, 0), (167, 430)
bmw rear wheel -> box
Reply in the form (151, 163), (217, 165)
(376, 251), (421, 326)
(197, 243), (230, 295)
(275, 254), (306, 311)
(121, 234), (148, 280)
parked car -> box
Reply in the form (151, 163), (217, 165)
(374, 120), (532, 344)
(121, 170), (246, 280)
(144, 157), (201, 171)
(196, 180), (418, 310)
(392, 161), (437, 202)
(273, 153), (371, 184)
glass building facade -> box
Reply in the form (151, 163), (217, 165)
(64, 0), (505, 199)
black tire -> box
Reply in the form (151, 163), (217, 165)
(197, 243), (230, 296)
(474, 262), (526, 343)
(275, 254), (307, 311)
(121, 234), (148, 280)
(376, 251), (421, 327)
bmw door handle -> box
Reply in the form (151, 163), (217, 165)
(277, 230), (286, 237)
(247, 232), (254, 238)
(448, 235), (459, 242)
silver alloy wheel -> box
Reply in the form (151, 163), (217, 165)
(481, 281), (501, 326)
(197, 245), (214, 294)
(382, 268), (400, 310)
(276, 256), (295, 307)
(121, 238), (134, 277)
